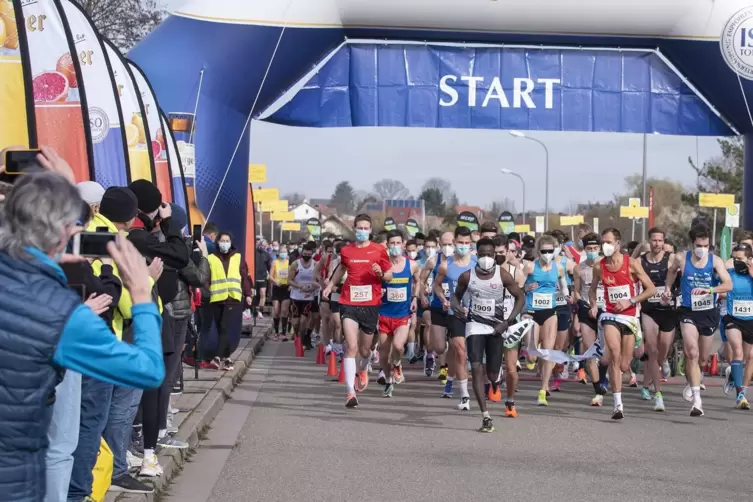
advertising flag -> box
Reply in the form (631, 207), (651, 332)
(60, 0), (127, 187)
(103, 39), (152, 183)
(306, 217), (321, 238)
(21, 0), (92, 181)
(457, 211), (479, 232)
(384, 217), (397, 231)
(498, 211), (514, 234)
(405, 218), (420, 236)
(168, 112), (203, 225)
(0, 0), (33, 149)
(160, 111), (188, 219)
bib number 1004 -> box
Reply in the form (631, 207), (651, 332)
(607, 285), (630, 304)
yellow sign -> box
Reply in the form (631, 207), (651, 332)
(514, 224), (531, 233)
(628, 197), (641, 208)
(248, 164), (267, 183)
(252, 188), (279, 202)
(271, 211), (294, 222)
(260, 199), (288, 213)
(281, 222), (301, 231)
(698, 193), (735, 208)
(560, 215), (584, 226)
(620, 206), (649, 218)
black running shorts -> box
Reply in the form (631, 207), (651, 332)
(447, 315), (466, 339)
(724, 315), (753, 345)
(430, 307), (449, 328)
(271, 285), (290, 302)
(601, 319), (635, 337)
(576, 300), (600, 331)
(641, 308), (677, 333)
(339, 304), (379, 335)
(466, 333), (504, 377)
(525, 309), (557, 326)
(678, 307), (719, 337)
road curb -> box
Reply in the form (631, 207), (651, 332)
(109, 324), (271, 501)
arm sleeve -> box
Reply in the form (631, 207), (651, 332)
(241, 259), (254, 297)
(53, 303), (165, 389)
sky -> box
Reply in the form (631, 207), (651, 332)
(161, 0), (725, 213)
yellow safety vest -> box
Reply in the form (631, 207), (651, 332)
(270, 259), (289, 285)
(208, 253), (243, 302)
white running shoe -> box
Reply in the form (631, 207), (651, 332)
(139, 453), (163, 477)
(682, 385), (693, 403)
(126, 450), (142, 469)
(370, 350), (380, 365)
(325, 343), (333, 356)
(457, 397), (471, 411)
(653, 392), (665, 412)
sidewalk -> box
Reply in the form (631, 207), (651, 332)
(106, 318), (272, 502)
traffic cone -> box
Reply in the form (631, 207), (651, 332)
(316, 344), (326, 365)
(337, 359), (346, 383)
(294, 336), (304, 358)
(326, 351), (338, 377)
(710, 353), (719, 376)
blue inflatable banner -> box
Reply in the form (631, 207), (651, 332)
(268, 43), (732, 136)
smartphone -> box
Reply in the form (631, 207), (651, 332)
(0, 149), (44, 183)
(70, 284), (87, 301)
(192, 224), (202, 245)
(72, 232), (117, 257)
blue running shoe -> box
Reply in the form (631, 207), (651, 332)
(442, 379), (453, 398)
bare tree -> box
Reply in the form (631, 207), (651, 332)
(74, 0), (165, 51)
(421, 177), (455, 206)
(488, 198), (517, 217)
(373, 179), (410, 200)
(283, 192), (306, 206)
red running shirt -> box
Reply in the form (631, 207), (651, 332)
(600, 254), (637, 316)
(339, 242), (392, 307)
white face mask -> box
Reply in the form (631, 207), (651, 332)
(554, 246), (562, 256)
(477, 256), (495, 271)
(602, 243), (616, 257)
(218, 242), (231, 253)
(408, 251), (418, 260)
(442, 245), (454, 257)
(694, 247), (708, 259)
(426, 248), (437, 259)
(541, 253), (554, 264)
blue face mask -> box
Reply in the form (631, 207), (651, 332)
(586, 251), (599, 262)
(578, 240), (584, 249)
(455, 244), (471, 256)
(204, 235), (215, 253)
(355, 229), (370, 242)
(389, 245), (402, 257)
(279, 253), (288, 260)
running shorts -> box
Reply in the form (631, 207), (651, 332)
(291, 299), (315, 317)
(255, 280), (267, 296)
(378, 315), (411, 335)
(601, 319), (635, 337)
(525, 309), (557, 326)
(271, 285), (290, 302)
(641, 308), (677, 333)
(723, 315), (753, 344)
(720, 317), (727, 343)
(678, 307), (719, 337)
(556, 304), (571, 332)
(447, 315), (466, 339)
(576, 300), (601, 331)
(466, 333), (503, 376)
(340, 304), (379, 335)
(430, 307), (449, 328)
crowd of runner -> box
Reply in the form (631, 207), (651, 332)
(261, 216), (753, 433)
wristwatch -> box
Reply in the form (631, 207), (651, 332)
(629, 297), (637, 306)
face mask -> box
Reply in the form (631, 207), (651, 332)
(265, 246), (272, 253)
(408, 251), (417, 260)
(602, 243), (616, 257)
(426, 248), (437, 259)
(694, 247), (708, 259)
(272, 247), (279, 252)
(355, 229), (370, 242)
(477, 256), (495, 271)
(279, 253), (288, 260)
(586, 251), (599, 262)
(302, 254), (312, 262)
(541, 253), (554, 264)
(734, 260), (748, 275)
(495, 254), (506, 265)
(554, 246), (562, 256)
(218, 242), (231, 253)
(389, 245), (403, 257)
(578, 240), (584, 249)
(455, 244), (471, 256)
(442, 245), (454, 257)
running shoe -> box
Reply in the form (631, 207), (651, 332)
(382, 383), (394, 398)
(126, 450), (143, 469)
(478, 416), (495, 433)
(108, 474), (153, 494)
(355, 371), (369, 393)
(537, 389), (548, 406)
(393, 365), (405, 384)
(736, 393), (750, 410)
(525, 359), (536, 371)
(370, 350), (380, 365)
(661, 360), (671, 380)
(243, 310), (251, 321)
(723, 366), (734, 395)
(699, 381), (706, 391)
(345, 393), (358, 408)
(209, 357), (222, 370)
(551, 379), (562, 392)
(690, 401), (704, 417)
(504, 402), (518, 418)
(577, 368), (587, 384)
(157, 437), (188, 449)
(611, 404), (624, 420)
(628, 372), (638, 387)
(324, 343), (333, 356)
(222, 359), (234, 371)
(457, 397), (471, 411)
(488, 383), (502, 402)
(424, 354), (435, 377)
(591, 394), (603, 407)
(377, 371), (386, 386)
(516, 360), (521, 372)
(640, 387), (651, 401)
(442, 380), (454, 398)
(139, 453), (163, 477)
(438, 364), (449, 383)
(682, 385), (693, 403)
(256, 311), (264, 319)
(653, 392), (665, 412)
(677, 354), (686, 377)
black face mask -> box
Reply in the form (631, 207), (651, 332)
(302, 255), (313, 262)
(734, 260), (749, 275)
(495, 254), (506, 265)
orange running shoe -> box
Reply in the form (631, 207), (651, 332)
(393, 365), (405, 384)
(577, 368), (587, 384)
(505, 403), (518, 418)
(345, 393), (358, 408)
(488, 383), (502, 402)
(355, 370), (369, 392)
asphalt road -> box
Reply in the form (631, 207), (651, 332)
(165, 340), (751, 502)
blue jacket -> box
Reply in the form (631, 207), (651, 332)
(0, 248), (164, 501)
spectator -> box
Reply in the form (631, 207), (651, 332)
(253, 238), (272, 318)
(0, 170), (164, 502)
(202, 222), (219, 254)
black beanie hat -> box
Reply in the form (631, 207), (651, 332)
(128, 179), (162, 213)
(100, 187), (139, 224)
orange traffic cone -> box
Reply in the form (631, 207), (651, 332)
(316, 344), (326, 365)
(326, 351), (338, 377)
(337, 359), (346, 383)
(709, 353), (719, 376)
(294, 336), (304, 358)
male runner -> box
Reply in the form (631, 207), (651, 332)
(315, 240), (336, 350)
(479, 221), (498, 239)
(452, 238), (526, 431)
(664, 224), (732, 416)
(404, 239), (420, 361)
(322, 215), (392, 408)
(552, 232), (576, 391)
(269, 244), (291, 340)
(413, 235), (439, 364)
(433, 226), (478, 410)
(288, 242), (320, 349)
(722, 243), (753, 409)
(378, 230), (420, 397)
(589, 228), (655, 420)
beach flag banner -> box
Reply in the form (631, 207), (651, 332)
(0, 0), (33, 150)
(160, 111), (188, 219)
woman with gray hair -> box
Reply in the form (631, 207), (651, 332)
(0, 162), (166, 501)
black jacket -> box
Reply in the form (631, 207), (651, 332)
(62, 261), (122, 329)
(165, 239), (210, 320)
(254, 247), (271, 281)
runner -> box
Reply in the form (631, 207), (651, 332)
(572, 232), (608, 405)
(551, 231), (576, 392)
(564, 223), (591, 264)
(314, 240), (336, 350)
(664, 224), (732, 416)
(479, 221), (498, 239)
(378, 230), (420, 397)
(638, 228), (676, 411)
(269, 244), (291, 341)
(433, 226), (477, 410)
(414, 235), (439, 364)
(723, 243), (753, 410)
(589, 228), (656, 420)
(519, 235), (569, 406)
(288, 242), (320, 349)
(404, 239), (420, 361)
(322, 214), (392, 408)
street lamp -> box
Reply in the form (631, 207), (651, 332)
(508, 130), (549, 231)
(500, 168), (526, 224)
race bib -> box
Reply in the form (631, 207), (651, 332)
(503, 298), (513, 319)
(733, 300), (753, 317)
(387, 287), (407, 303)
(596, 287), (605, 308)
(350, 285), (372, 303)
(442, 283), (450, 298)
(426, 276), (434, 290)
(532, 292), (554, 309)
(647, 286), (665, 303)
(277, 269), (288, 280)
(691, 293), (713, 311)
(471, 298), (495, 316)
(555, 292), (567, 307)
(607, 285), (630, 304)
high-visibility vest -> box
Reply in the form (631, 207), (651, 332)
(208, 253), (243, 302)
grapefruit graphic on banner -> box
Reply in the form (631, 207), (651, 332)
(160, 111), (188, 219)
(103, 39), (152, 183)
(0, 0), (32, 150)
(59, 0), (128, 187)
(20, 0), (92, 181)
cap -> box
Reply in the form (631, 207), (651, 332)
(100, 186), (139, 224)
(77, 181), (106, 205)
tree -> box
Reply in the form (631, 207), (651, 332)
(75, 0), (164, 51)
(283, 192), (306, 206)
(421, 178), (455, 207)
(488, 198), (518, 219)
(330, 181), (356, 214)
(373, 179), (410, 200)
(419, 188), (445, 217)
(354, 191), (381, 213)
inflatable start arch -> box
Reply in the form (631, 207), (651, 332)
(129, 0), (753, 247)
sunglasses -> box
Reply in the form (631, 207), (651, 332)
(539, 249), (555, 254)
